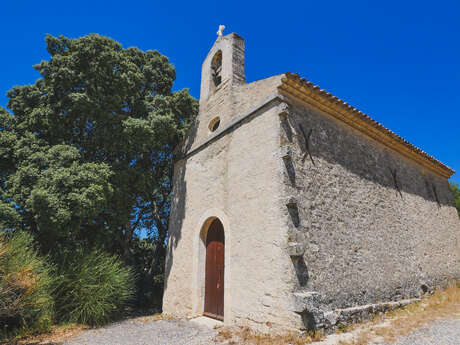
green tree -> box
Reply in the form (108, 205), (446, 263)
(0, 109), (20, 231)
(449, 181), (460, 217)
(0, 34), (197, 304)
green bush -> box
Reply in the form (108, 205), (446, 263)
(0, 232), (55, 335)
(55, 249), (135, 326)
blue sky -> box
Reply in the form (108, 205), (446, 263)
(2, 0), (459, 181)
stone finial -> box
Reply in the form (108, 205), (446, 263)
(217, 25), (226, 37)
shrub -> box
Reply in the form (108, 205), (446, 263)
(54, 249), (135, 326)
(0, 232), (55, 335)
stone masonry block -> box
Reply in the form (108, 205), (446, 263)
(287, 242), (305, 257)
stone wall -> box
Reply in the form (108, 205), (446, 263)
(281, 97), (460, 327)
(163, 76), (302, 332)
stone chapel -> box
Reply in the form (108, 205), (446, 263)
(162, 30), (460, 332)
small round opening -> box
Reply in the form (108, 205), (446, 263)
(209, 117), (220, 132)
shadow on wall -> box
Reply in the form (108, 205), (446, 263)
(163, 116), (199, 294)
(291, 256), (309, 287)
(285, 106), (455, 207)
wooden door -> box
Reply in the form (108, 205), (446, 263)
(204, 218), (225, 320)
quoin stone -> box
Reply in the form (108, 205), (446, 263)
(162, 29), (460, 333)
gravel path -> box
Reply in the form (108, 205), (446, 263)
(62, 318), (218, 345)
(381, 319), (460, 345)
(59, 317), (460, 345)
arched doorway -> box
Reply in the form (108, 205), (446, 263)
(204, 218), (225, 320)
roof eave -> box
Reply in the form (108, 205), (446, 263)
(279, 72), (455, 179)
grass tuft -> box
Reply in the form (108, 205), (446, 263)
(54, 249), (135, 326)
(0, 232), (55, 339)
(215, 325), (324, 344)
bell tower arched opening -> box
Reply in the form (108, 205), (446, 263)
(211, 50), (222, 89)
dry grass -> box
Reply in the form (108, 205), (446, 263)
(338, 282), (460, 345)
(214, 326), (324, 345)
(2, 324), (88, 345)
(128, 313), (175, 323)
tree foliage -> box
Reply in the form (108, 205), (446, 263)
(0, 34), (198, 307)
(449, 181), (460, 217)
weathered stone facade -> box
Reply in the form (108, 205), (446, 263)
(163, 31), (460, 333)
(282, 98), (459, 330)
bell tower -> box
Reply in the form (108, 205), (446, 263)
(191, 27), (247, 145)
(199, 30), (245, 103)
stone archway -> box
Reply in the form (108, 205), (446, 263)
(192, 210), (231, 323)
(203, 218), (225, 320)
